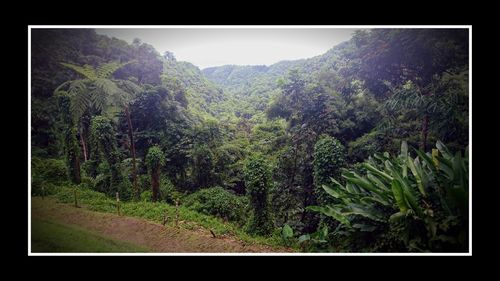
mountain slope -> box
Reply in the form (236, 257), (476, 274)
(201, 41), (353, 120)
(162, 57), (228, 120)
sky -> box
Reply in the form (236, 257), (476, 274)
(96, 27), (359, 69)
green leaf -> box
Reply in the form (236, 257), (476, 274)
(306, 205), (351, 227)
(322, 184), (342, 199)
(407, 156), (426, 197)
(352, 223), (377, 232)
(391, 180), (408, 212)
(367, 173), (391, 192)
(282, 224), (294, 239)
(298, 234), (310, 243)
(363, 163), (394, 182)
(344, 203), (385, 222)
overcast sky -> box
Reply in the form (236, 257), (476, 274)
(96, 27), (359, 69)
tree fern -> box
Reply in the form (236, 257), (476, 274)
(60, 63), (97, 80)
(55, 61), (141, 121)
(96, 61), (134, 79)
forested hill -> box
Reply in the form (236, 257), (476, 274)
(202, 41), (350, 91)
(162, 56), (227, 120)
(201, 41), (351, 119)
(31, 28), (469, 253)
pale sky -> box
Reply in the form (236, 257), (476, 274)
(96, 27), (359, 69)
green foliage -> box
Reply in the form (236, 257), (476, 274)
(31, 157), (68, 196)
(190, 144), (215, 189)
(183, 186), (249, 224)
(145, 146), (165, 170)
(298, 226), (330, 252)
(281, 224), (294, 246)
(146, 145), (165, 201)
(32, 28), (469, 253)
(159, 176), (182, 204)
(140, 190), (153, 202)
(90, 116), (124, 196)
(313, 135), (345, 205)
(244, 154), (273, 236)
(55, 61), (141, 123)
(308, 141), (468, 252)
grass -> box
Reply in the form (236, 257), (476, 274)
(31, 218), (150, 253)
(52, 186), (294, 251)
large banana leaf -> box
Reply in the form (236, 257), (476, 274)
(363, 162), (394, 182)
(342, 172), (387, 198)
(306, 205), (351, 227)
(367, 173), (391, 192)
(344, 203), (386, 222)
(391, 180), (409, 212)
(407, 156), (427, 197)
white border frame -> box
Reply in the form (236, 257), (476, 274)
(28, 25), (472, 256)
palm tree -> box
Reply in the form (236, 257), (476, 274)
(54, 61), (142, 199)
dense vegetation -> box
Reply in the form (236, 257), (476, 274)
(31, 28), (469, 252)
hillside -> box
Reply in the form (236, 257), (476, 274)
(201, 41), (353, 120)
(30, 28), (469, 254)
(32, 197), (291, 253)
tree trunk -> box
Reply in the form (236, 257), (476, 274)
(421, 113), (429, 152)
(80, 131), (88, 162)
(124, 106), (139, 200)
(151, 168), (160, 202)
(74, 151), (81, 184)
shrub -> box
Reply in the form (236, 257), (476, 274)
(183, 186), (248, 224)
(146, 145), (165, 202)
(32, 157), (68, 184)
(244, 154), (273, 235)
(31, 157), (69, 196)
(313, 135), (345, 206)
(159, 176), (182, 204)
(140, 190), (153, 202)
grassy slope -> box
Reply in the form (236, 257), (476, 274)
(50, 186), (295, 251)
(31, 218), (149, 253)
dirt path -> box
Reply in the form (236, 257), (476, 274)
(31, 198), (291, 253)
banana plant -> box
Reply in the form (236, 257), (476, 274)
(307, 140), (469, 252)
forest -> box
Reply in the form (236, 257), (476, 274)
(30, 28), (469, 253)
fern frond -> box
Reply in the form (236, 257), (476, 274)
(115, 79), (142, 95)
(60, 62), (97, 80)
(69, 88), (92, 122)
(96, 61), (134, 79)
(94, 78), (126, 107)
(53, 80), (73, 95)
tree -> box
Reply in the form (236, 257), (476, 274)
(90, 116), (124, 196)
(347, 29), (468, 150)
(244, 154), (273, 235)
(125, 86), (191, 189)
(56, 92), (81, 184)
(313, 135), (345, 206)
(191, 144), (215, 189)
(55, 61), (143, 199)
(146, 146), (165, 202)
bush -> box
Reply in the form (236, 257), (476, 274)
(183, 186), (248, 224)
(140, 190), (153, 202)
(313, 135), (345, 206)
(31, 157), (69, 196)
(81, 160), (99, 178)
(138, 174), (150, 193)
(160, 176), (182, 204)
(244, 154), (273, 235)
